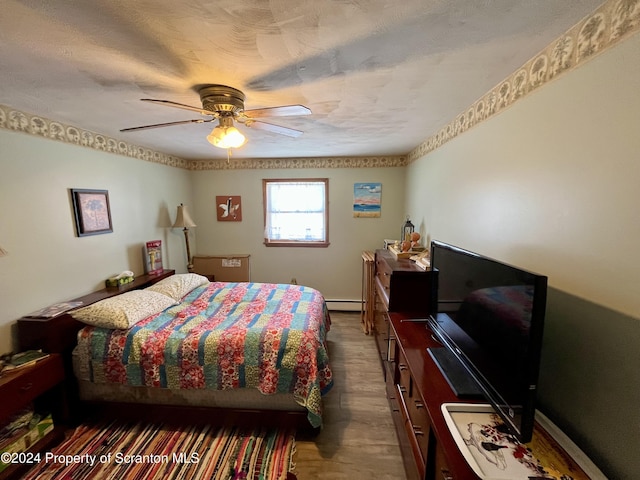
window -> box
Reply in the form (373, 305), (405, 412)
(263, 178), (329, 247)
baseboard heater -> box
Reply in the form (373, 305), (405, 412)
(324, 299), (362, 311)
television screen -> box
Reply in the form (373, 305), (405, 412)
(427, 240), (547, 443)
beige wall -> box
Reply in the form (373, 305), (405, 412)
(406, 32), (640, 318)
(191, 166), (406, 302)
(0, 130), (194, 354)
(0, 133), (405, 354)
(405, 32), (640, 479)
(1, 19), (638, 479)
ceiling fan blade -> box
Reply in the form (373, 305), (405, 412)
(120, 118), (211, 132)
(243, 105), (311, 118)
(141, 98), (217, 116)
(245, 119), (303, 138)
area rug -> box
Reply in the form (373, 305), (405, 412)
(24, 421), (296, 480)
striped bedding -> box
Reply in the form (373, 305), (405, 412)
(75, 282), (333, 427)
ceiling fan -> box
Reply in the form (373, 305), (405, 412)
(120, 84), (311, 149)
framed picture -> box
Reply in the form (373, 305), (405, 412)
(353, 182), (382, 217)
(216, 195), (242, 221)
(70, 188), (113, 236)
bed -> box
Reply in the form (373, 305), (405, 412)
(65, 274), (333, 430)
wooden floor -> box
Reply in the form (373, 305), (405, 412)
(293, 311), (406, 479)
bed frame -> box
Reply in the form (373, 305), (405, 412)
(16, 270), (319, 433)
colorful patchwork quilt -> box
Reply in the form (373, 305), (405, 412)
(76, 282), (333, 427)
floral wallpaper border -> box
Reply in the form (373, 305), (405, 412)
(408, 0), (640, 163)
(0, 0), (638, 171)
(0, 104), (407, 170)
(0, 105), (190, 169)
(189, 156), (407, 170)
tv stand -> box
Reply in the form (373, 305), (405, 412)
(427, 347), (483, 398)
(386, 312), (604, 480)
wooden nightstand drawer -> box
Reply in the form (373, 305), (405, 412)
(0, 354), (68, 479)
(0, 355), (65, 422)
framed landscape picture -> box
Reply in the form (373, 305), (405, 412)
(71, 188), (113, 236)
(353, 182), (382, 218)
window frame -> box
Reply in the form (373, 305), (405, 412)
(262, 178), (330, 248)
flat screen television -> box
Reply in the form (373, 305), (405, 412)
(427, 240), (547, 443)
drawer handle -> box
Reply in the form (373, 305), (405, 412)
(398, 363), (408, 371)
(20, 382), (33, 392)
(414, 400), (424, 409)
(398, 386), (407, 393)
(412, 425), (424, 436)
(441, 469), (453, 480)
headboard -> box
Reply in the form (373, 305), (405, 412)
(17, 270), (175, 354)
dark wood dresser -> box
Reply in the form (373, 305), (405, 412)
(372, 248), (436, 369)
(372, 249), (440, 479)
(373, 252), (593, 480)
(388, 313), (479, 480)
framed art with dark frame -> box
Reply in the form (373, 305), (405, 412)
(70, 188), (113, 237)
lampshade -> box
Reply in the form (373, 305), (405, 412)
(172, 204), (196, 228)
(207, 116), (246, 149)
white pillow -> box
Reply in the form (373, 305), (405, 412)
(71, 290), (177, 329)
(145, 273), (209, 302)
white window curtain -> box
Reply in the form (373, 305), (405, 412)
(264, 181), (326, 241)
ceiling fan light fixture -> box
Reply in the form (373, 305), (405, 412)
(122, 85), (310, 149)
(206, 116), (246, 149)
(207, 126), (246, 149)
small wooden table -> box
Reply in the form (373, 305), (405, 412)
(0, 355), (67, 480)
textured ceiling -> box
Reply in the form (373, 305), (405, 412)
(0, 0), (605, 161)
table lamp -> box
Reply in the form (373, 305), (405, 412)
(172, 204), (196, 272)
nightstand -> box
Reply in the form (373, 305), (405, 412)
(0, 354), (67, 480)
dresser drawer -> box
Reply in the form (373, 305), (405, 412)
(373, 307), (390, 363)
(375, 257), (392, 308)
(397, 349), (433, 470)
(0, 355), (65, 422)
(400, 395), (430, 464)
(397, 351), (412, 396)
(375, 256), (392, 288)
(397, 384), (428, 477)
(434, 441), (453, 480)
(406, 390), (430, 460)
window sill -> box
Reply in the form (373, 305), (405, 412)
(263, 240), (330, 248)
